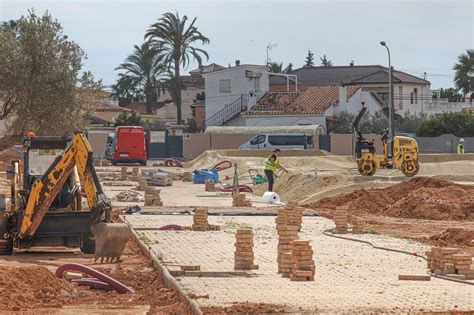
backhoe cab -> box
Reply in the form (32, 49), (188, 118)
(0, 131), (130, 262)
(352, 102), (419, 177)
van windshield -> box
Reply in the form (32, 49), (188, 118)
(268, 135), (306, 146)
(250, 135), (265, 145)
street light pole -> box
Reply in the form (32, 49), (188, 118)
(380, 41), (394, 155)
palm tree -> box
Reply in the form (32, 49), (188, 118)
(145, 12), (209, 123)
(268, 62), (283, 73)
(453, 49), (474, 97)
(114, 41), (169, 114)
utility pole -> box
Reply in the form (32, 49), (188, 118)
(422, 72), (427, 114)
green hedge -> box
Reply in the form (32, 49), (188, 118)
(416, 112), (474, 137)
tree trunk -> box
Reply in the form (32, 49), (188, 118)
(174, 59), (182, 124)
(145, 87), (152, 115)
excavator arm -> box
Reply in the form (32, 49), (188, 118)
(19, 131), (129, 262)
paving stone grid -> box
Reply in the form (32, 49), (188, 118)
(124, 214), (474, 313)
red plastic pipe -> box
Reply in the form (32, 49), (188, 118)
(56, 263), (134, 294)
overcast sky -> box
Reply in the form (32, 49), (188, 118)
(1, 0), (473, 89)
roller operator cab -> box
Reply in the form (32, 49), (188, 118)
(112, 126), (147, 165)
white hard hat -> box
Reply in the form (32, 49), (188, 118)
(460, 138), (465, 143)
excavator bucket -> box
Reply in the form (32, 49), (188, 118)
(91, 222), (131, 263)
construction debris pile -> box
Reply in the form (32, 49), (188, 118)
(234, 229), (258, 270)
(426, 247), (474, 280)
(311, 177), (474, 221)
(192, 208), (220, 231)
(232, 193), (252, 207)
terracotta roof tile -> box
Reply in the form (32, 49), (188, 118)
(246, 85), (360, 116)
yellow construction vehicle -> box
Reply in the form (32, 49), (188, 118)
(0, 131), (130, 262)
(352, 103), (419, 177)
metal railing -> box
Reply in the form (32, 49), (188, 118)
(205, 94), (249, 127)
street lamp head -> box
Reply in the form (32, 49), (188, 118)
(380, 41), (386, 46)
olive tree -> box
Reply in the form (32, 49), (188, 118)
(0, 10), (102, 136)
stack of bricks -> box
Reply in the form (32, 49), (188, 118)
(120, 167), (128, 181)
(234, 229), (258, 270)
(285, 201), (304, 231)
(232, 193), (252, 207)
(426, 247), (474, 280)
(137, 178), (148, 191)
(191, 208), (219, 231)
(131, 167), (140, 181)
(144, 187), (163, 206)
(290, 240), (315, 281)
(276, 226), (299, 274)
(349, 215), (364, 234)
(204, 179), (215, 192)
(182, 172), (192, 182)
(333, 206), (348, 234)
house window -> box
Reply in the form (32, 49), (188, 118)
(410, 92), (414, 104)
(414, 88), (418, 104)
(219, 79), (231, 93)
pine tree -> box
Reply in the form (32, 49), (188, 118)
(304, 50), (314, 67)
(320, 55), (333, 67)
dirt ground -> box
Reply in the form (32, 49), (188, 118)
(0, 242), (191, 313)
(0, 160), (190, 314)
(1, 148), (473, 313)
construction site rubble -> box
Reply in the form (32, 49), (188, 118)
(141, 169), (173, 186)
(234, 229), (258, 270)
(232, 193), (252, 207)
(144, 187), (163, 206)
(426, 247), (474, 280)
(290, 240), (315, 281)
(192, 207), (220, 231)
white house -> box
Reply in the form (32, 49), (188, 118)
(241, 85), (385, 129)
(203, 61), (270, 126)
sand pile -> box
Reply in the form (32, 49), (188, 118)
(0, 265), (80, 311)
(428, 228), (474, 247)
(309, 177), (474, 221)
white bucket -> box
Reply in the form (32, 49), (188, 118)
(261, 191), (281, 204)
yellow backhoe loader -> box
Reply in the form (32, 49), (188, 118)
(0, 131), (130, 262)
(353, 103), (419, 177)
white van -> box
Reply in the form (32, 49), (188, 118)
(239, 133), (313, 150)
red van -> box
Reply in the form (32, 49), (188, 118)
(112, 126), (147, 165)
